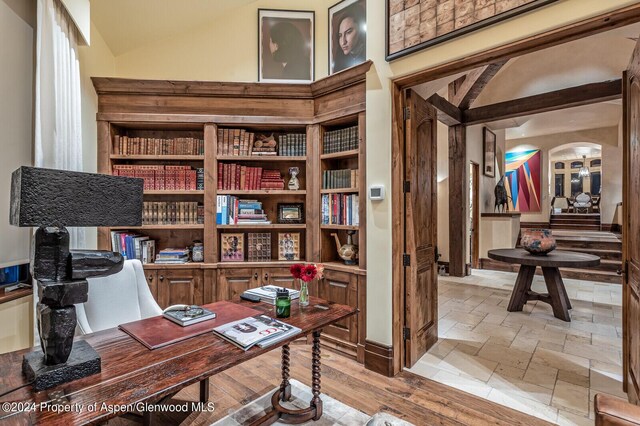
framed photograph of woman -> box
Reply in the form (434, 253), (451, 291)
(329, 0), (366, 75)
(258, 9), (314, 83)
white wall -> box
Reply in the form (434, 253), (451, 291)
(506, 126), (621, 224)
(0, 0), (35, 267)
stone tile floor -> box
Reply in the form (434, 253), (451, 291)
(407, 269), (623, 426)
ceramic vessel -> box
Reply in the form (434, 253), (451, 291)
(521, 229), (556, 255)
(332, 231), (359, 265)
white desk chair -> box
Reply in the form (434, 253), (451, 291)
(76, 259), (162, 335)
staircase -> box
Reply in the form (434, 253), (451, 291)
(551, 231), (622, 284)
(550, 213), (601, 231)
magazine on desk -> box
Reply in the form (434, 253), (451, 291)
(243, 285), (300, 304)
(212, 314), (301, 350)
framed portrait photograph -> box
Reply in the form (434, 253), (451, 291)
(278, 232), (301, 261)
(483, 127), (496, 178)
(258, 9), (314, 83)
(329, 0), (366, 75)
(277, 203), (305, 224)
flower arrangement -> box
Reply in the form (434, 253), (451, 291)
(289, 263), (324, 306)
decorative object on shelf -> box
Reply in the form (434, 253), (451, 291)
(494, 176), (510, 213)
(221, 233), (244, 262)
(248, 233), (272, 262)
(331, 230), (359, 265)
(289, 263), (324, 307)
(506, 148), (542, 212)
(275, 288), (291, 318)
(252, 133), (278, 156)
(521, 229), (557, 255)
(277, 203), (305, 224)
(10, 166), (143, 390)
(288, 166), (300, 190)
(483, 127), (496, 178)
(191, 240), (204, 262)
(329, 0), (366, 75)
(278, 232), (300, 261)
(258, 9), (315, 83)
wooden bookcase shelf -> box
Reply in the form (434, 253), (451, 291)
(95, 61), (370, 362)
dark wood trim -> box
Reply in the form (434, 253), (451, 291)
(471, 162), (480, 270)
(0, 287), (32, 305)
(521, 221), (550, 229)
(426, 93), (462, 126)
(451, 61), (508, 109)
(394, 4), (640, 90)
(481, 213), (522, 218)
(364, 340), (394, 377)
(463, 79), (622, 125)
(449, 125), (467, 277)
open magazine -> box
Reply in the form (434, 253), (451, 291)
(212, 314), (301, 350)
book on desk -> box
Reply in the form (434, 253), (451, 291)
(213, 314), (301, 350)
(243, 285), (300, 304)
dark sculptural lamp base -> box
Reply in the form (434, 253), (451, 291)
(23, 341), (101, 391)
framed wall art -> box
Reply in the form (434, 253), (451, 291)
(483, 127), (496, 178)
(386, 0), (558, 61)
(329, 0), (366, 75)
(505, 149), (542, 213)
(278, 232), (301, 261)
(258, 9), (314, 83)
(221, 233), (244, 262)
(277, 203), (305, 224)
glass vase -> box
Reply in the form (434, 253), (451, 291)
(299, 279), (309, 307)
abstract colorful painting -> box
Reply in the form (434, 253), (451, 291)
(505, 149), (541, 212)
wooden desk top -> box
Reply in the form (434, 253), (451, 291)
(488, 248), (600, 268)
(0, 297), (356, 425)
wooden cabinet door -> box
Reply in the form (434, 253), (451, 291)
(217, 268), (259, 301)
(144, 270), (158, 302)
(316, 270), (357, 343)
(157, 269), (203, 309)
(262, 267), (296, 289)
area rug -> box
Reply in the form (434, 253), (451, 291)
(203, 379), (413, 426)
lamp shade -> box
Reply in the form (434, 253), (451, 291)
(10, 166), (143, 227)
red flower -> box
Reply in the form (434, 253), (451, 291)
(290, 264), (303, 279)
(301, 264), (317, 282)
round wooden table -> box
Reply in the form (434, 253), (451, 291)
(488, 248), (600, 322)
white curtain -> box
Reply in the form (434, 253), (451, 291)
(34, 0), (85, 342)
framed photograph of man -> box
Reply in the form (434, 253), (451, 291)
(329, 0), (366, 75)
(258, 9), (314, 83)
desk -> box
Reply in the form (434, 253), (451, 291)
(0, 297), (356, 425)
(488, 249), (600, 322)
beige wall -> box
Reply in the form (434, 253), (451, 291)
(506, 126), (621, 225)
(0, 296), (34, 354)
(79, 0), (637, 346)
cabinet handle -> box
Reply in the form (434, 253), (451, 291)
(254, 273), (258, 281)
(264, 272), (269, 283)
(159, 275), (164, 281)
(148, 276), (153, 282)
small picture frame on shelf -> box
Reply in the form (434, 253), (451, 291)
(277, 203), (304, 224)
(221, 233), (244, 262)
(278, 232), (300, 261)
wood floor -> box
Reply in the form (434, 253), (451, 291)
(109, 343), (550, 425)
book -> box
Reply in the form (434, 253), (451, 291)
(163, 306), (216, 326)
(243, 285), (300, 304)
(212, 314), (301, 350)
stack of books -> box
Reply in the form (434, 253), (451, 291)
(110, 231), (156, 264)
(260, 169), (285, 190)
(243, 285), (300, 304)
(163, 305), (216, 326)
(216, 197), (271, 225)
(213, 314), (301, 350)
(155, 248), (190, 264)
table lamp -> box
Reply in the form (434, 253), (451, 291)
(10, 166), (143, 390)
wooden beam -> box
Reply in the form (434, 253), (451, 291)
(427, 93), (462, 126)
(450, 61), (508, 109)
(448, 125), (467, 277)
(463, 79), (622, 125)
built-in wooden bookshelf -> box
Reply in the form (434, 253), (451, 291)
(94, 61), (371, 362)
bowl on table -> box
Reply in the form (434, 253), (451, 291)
(521, 229), (556, 255)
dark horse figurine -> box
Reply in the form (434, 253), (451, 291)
(494, 176), (510, 213)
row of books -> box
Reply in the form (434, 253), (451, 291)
(114, 136), (204, 156)
(110, 231), (156, 264)
(323, 125), (359, 154)
(321, 194), (360, 226)
(113, 165), (204, 191)
(155, 247), (190, 264)
(217, 163), (286, 190)
(278, 133), (306, 156)
(215, 197), (270, 225)
(322, 169), (358, 190)
(143, 202), (204, 225)
(217, 128), (255, 156)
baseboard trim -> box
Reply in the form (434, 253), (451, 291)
(437, 261), (472, 276)
(364, 340), (394, 377)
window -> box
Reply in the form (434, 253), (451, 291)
(591, 172), (601, 195)
(570, 161), (583, 169)
(590, 159), (601, 167)
(571, 173), (583, 196)
(554, 174), (565, 197)
(554, 162), (565, 170)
